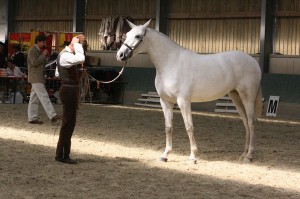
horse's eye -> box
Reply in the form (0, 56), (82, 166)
(135, 35), (141, 39)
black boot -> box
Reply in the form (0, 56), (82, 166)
(55, 155), (77, 164)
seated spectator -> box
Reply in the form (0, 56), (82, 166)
(11, 44), (26, 72)
(0, 42), (6, 68)
(7, 59), (27, 99)
(7, 59), (25, 77)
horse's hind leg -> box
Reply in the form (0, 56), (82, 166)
(237, 91), (257, 162)
(177, 98), (197, 163)
(160, 99), (174, 162)
(242, 102), (256, 162)
(228, 91), (251, 161)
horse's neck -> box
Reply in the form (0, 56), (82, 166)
(146, 29), (183, 69)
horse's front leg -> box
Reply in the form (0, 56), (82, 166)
(160, 99), (174, 162)
(177, 98), (197, 164)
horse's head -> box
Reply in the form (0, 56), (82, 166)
(116, 19), (151, 61)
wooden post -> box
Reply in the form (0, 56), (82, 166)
(155, 0), (169, 35)
(6, 0), (15, 37)
(73, 0), (85, 33)
(259, 0), (275, 73)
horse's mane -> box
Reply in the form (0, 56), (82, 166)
(146, 28), (196, 53)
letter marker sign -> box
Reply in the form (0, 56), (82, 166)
(266, 96), (280, 117)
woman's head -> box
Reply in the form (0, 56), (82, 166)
(7, 59), (15, 69)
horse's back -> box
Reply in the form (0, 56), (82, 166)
(202, 51), (261, 82)
(211, 51), (260, 71)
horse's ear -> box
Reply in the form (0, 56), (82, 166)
(126, 20), (136, 29)
(143, 19), (151, 28)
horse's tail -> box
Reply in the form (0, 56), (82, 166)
(255, 86), (263, 118)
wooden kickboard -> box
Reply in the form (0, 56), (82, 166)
(214, 108), (238, 113)
(214, 95), (264, 113)
(134, 102), (162, 108)
(214, 95), (238, 113)
(135, 91), (179, 109)
(137, 98), (161, 103)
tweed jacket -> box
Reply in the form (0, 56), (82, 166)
(27, 45), (47, 83)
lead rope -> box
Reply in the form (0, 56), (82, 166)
(80, 61), (126, 104)
(53, 62), (126, 138)
(80, 72), (91, 104)
(85, 61), (126, 84)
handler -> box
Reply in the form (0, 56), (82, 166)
(55, 34), (85, 164)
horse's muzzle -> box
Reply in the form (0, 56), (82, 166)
(116, 50), (132, 61)
(116, 52), (126, 61)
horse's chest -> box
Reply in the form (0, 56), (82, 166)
(156, 74), (177, 87)
(155, 75), (182, 98)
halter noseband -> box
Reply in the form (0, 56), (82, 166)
(122, 30), (146, 52)
(123, 43), (134, 51)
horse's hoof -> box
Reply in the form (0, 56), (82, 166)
(239, 154), (247, 162)
(243, 157), (253, 163)
(160, 157), (168, 162)
(238, 156), (244, 162)
(187, 158), (197, 164)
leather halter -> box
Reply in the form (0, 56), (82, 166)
(122, 30), (146, 52)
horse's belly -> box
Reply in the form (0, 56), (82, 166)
(190, 82), (234, 102)
(156, 73), (235, 103)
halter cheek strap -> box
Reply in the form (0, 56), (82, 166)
(122, 30), (147, 52)
(123, 43), (134, 51)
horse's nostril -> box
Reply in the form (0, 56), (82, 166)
(117, 52), (126, 61)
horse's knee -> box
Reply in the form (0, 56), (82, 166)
(191, 147), (197, 153)
(247, 118), (254, 125)
(186, 126), (194, 133)
(166, 147), (172, 152)
(165, 126), (173, 133)
(242, 117), (248, 125)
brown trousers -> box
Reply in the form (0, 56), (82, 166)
(56, 85), (79, 157)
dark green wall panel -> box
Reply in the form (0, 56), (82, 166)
(261, 73), (300, 103)
(115, 66), (156, 92)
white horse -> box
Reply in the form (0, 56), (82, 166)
(116, 20), (262, 163)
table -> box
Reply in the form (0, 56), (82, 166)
(0, 76), (63, 104)
(0, 76), (28, 104)
(0, 71), (127, 105)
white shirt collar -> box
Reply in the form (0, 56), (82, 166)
(64, 46), (72, 53)
(34, 44), (41, 51)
